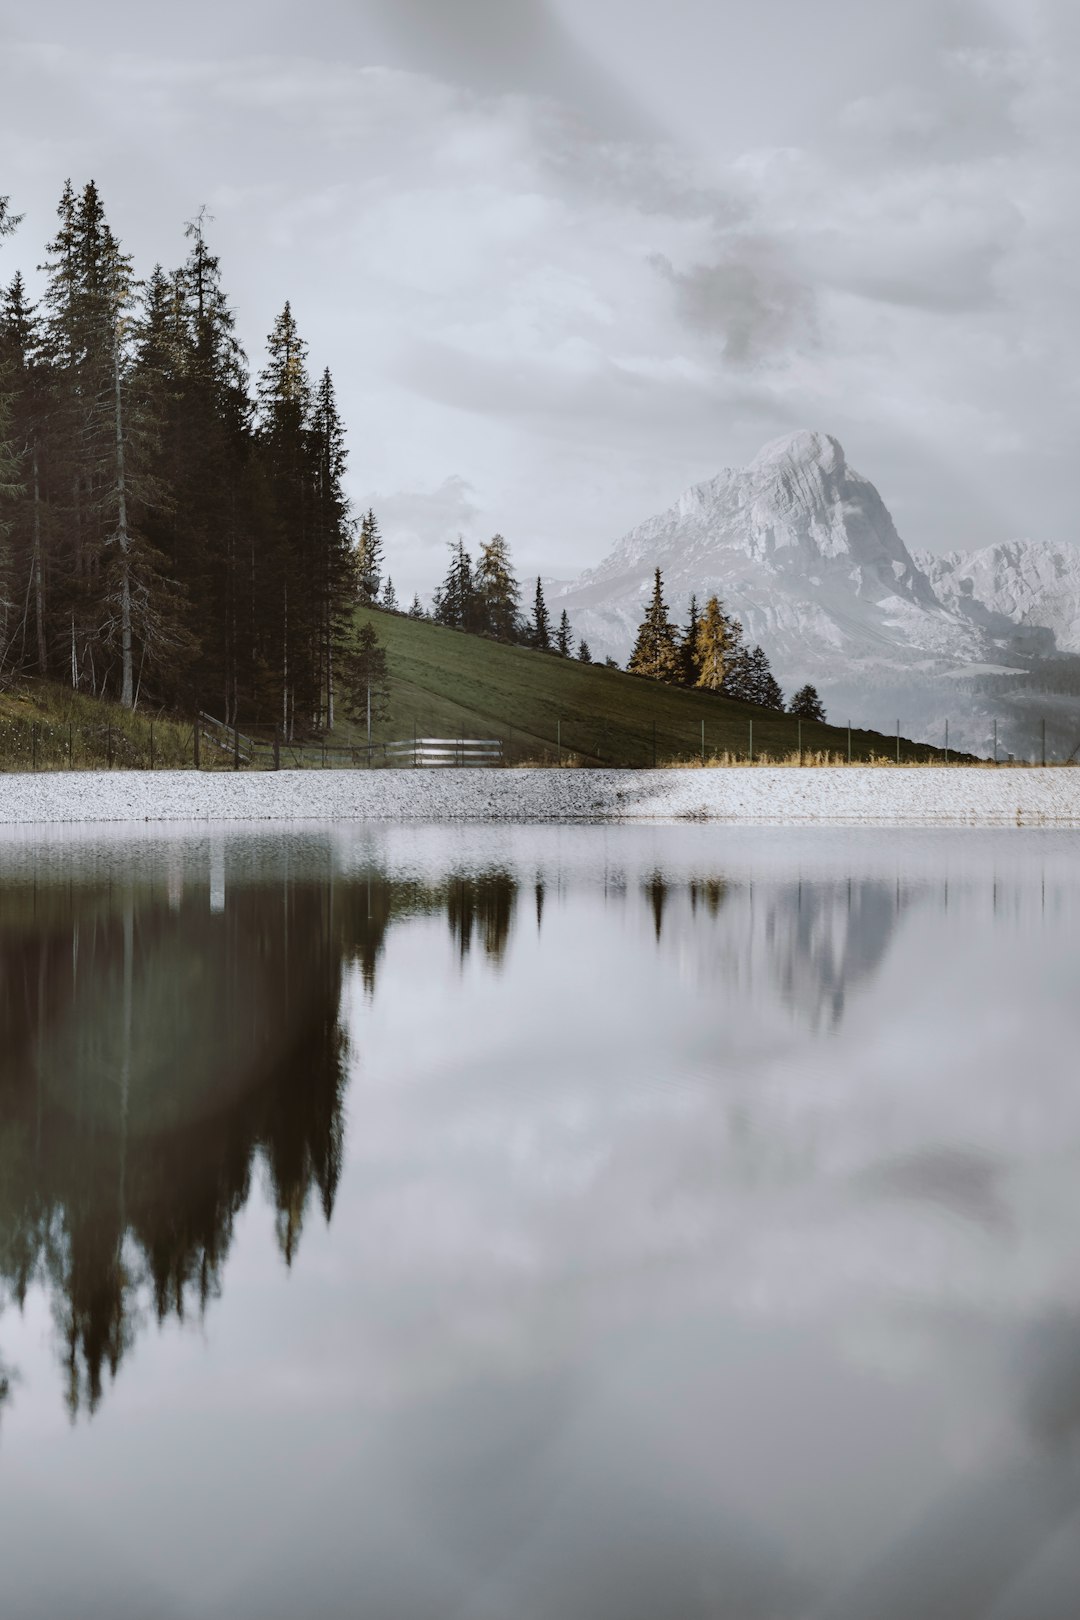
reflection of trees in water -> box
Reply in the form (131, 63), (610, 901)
(0, 878), (349, 1416)
(0, 863), (521, 1419)
(446, 870), (517, 966)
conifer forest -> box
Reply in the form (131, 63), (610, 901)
(0, 183), (356, 736)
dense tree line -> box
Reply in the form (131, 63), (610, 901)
(626, 567), (795, 709)
(427, 533), (586, 657)
(0, 183), (360, 736)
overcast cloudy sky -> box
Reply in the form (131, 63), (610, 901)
(2, 0), (1076, 597)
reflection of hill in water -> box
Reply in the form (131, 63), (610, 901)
(0, 863), (519, 1418)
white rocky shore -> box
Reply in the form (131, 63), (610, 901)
(0, 767), (1078, 826)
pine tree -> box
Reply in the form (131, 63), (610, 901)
(434, 538), (474, 629)
(577, 639), (591, 663)
(381, 576), (397, 610)
(628, 568), (679, 682)
(529, 576), (551, 650)
(679, 593), (701, 687)
(408, 593), (425, 620)
(0, 200), (25, 664)
(309, 367), (353, 730)
(475, 532), (520, 640)
(555, 609), (573, 657)
(341, 620), (390, 735)
(788, 683), (825, 721)
(694, 597), (732, 690)
(744, 645), (783, 710)
(356, 508), (383, 604)
(257, 300), (314, 736)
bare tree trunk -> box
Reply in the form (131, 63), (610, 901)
(113, 326), (134, 709)
(31, 443), (47, 673)
(282, 579), (290, 740)
(327, 602), (334, 732)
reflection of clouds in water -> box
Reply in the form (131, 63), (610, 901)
(0, 827), (1078, 1616)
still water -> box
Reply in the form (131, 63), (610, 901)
(0, 824), (1079, 1619)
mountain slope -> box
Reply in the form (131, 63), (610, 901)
(917, 541), (1080, 655)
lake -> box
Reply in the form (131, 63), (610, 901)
(1, 823), (1079, 1619)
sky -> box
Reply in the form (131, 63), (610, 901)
(1, 0), (1077, 599)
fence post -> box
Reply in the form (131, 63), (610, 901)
(149, 721), (154, 772)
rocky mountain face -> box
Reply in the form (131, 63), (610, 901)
(916, 541), (1080, 656)
(556, 431), (1076, 753)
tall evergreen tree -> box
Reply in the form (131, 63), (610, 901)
(577, 638), (592, 663)
(679, 593), (701, 686)
(434, 538), (474, 630)
(628, 568), (679, 682)
(693, 595), (741, 693)
(529, 576), (551, 650)
(381, 576), (397, 611)
(744, 645), (783, 710)
(257, 300), (313, 737)
(309, 367), (353, 730)
(342, 620), (390, 736)
(408, 593), (425, 620)
(0, 200), (24, 665)
(356, 509), (383, 604)
(555, 609), (573, 657)
(475, 532), (520, 641)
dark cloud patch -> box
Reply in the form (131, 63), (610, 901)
(653, 250), (817, 365)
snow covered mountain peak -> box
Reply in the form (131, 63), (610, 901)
(556, 429), (1069, 750)
(589, 428), (932, 603)
(747, 428), (846, 479)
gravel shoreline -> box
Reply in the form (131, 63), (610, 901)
(0, 766), (1077, 826)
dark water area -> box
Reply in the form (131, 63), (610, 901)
(1, 824), (1079, 1619)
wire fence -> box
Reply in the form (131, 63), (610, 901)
(0, 710), (1076, 773)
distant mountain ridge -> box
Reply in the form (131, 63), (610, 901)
(556, 431), (1076, 751)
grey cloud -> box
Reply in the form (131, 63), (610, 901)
(652, 249), (817, 364)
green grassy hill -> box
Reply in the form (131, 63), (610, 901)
(0, 608), (959, 772)
(0, 682), (196, 772)
(335, 608), (951, 766)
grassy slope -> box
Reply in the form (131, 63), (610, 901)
(0, 681), (196, 771)
(337, 607), (948, 765)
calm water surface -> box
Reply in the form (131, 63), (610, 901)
(1, 824), (1079, 1619)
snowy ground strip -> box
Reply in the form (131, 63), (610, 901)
(0, 767), (1078, 827)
